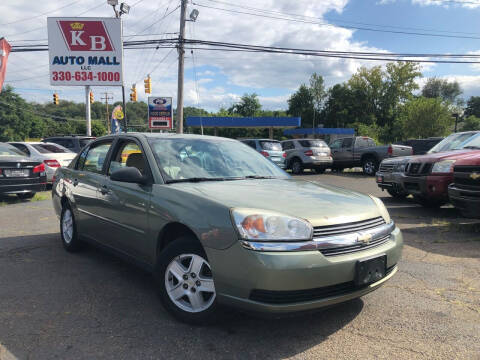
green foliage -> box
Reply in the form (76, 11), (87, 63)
(228, 93), (261, 116)
(461, 115), (480, 131)
(465, 96), (480, 118)
(287, 84), (314, 127)
(422, 77), (462, 103)
(399, 97), (453, 139)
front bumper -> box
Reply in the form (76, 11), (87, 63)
(401, 174), (452, 200)
(448, 184), (480, 218)
(375, 171), (404, 191)
(206, 226), (403, 314)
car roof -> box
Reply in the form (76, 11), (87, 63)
(241, 138), (280, 142)
(94, 132), (239, 142)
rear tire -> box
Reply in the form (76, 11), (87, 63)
(17, 192), (35, 200)
(60, 203), (83, 252)
(291, 159), (304, 175)
(155, 236), (218, 325)
(362, 157), (378, 176)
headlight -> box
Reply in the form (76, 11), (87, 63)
(231, 208), (313, 241)
(431, 160), (455, 174)
(395, 163), (406, 172)
(369, 196), (391, 224)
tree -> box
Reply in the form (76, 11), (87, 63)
(400, 97), (453, 139)
(287, 84), (314, 127)
(421, 77), (462, 103)
(465, 96), (480, 118)
(228, 93), (261, 116)
(462, 115), (480, 131)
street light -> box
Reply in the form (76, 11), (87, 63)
(120, 3), (130, 15)
(189, 9), (199, 22)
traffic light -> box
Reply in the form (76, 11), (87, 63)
(53, 93), (59, 105)
(130, 84), (137, 102)
(89, 91), (94, 103)
(144, 75), (151, 94)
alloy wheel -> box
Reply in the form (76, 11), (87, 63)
(62, 209), (74, 244)
(164, 254), (216, 313)
(363, 160), (376, 175)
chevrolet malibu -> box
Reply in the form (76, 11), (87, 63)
(52, 133), (403, 324)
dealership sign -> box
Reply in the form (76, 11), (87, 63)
(148, 97), (173, 129)
(47, 17), (123, 86)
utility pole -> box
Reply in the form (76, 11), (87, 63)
(101, 92), (114, 134)
(176, 0), (187, 134)
(85, 86), (92, 136)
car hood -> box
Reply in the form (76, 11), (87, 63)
(382, 155), (415, 164)
(411, 150), (475, 162)
(170, 178), (383, 227)
(453, 151), (480, 166)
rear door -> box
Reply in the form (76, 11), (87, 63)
(70, 139), (114, 241)
(98, 138), (152, 262)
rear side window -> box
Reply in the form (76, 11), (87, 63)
(298, 140), (326, 148)
(80, 141), (113, 174)
(10, 143), (31, 156)
(282, 141), (294, 150)
(260, 141), (282, 151)
(242, 140), (256, 149)
(33, 144), (70, 154)
(79, 138), (95, 148)
(342, 138), (353, 148)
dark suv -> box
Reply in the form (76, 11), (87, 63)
(42, 136), (95, 153)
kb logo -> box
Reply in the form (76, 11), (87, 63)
(58, 21), (114, 51)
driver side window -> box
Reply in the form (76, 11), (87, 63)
(108, 141), (147, 176)
(330, 139), (342, 149)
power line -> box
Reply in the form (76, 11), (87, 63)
(193, 2), (480, 40)
(203, 0), (480, 36)
(0, 0), (77, 26)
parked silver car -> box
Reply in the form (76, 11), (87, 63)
(281, 139), (332, 174)
(8, 142), (76, 183)
(240, 139), (286, 168)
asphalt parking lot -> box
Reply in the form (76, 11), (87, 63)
(1, 172), (479, 360)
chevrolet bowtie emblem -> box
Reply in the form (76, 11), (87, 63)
(470, 172), (480, 180)
(357, 233), (372, 245)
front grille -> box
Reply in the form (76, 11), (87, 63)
(320, 235), (390, 256)
(379, 163), (394, 173)
(453, 176), (480, 188)
(249, 265), (396, 304)
(313, 217), (385, 238)
(454, 165), (480, 173)
(405, 162), (432, 175)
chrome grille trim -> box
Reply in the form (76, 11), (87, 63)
(379, 163), (394, 173)
(241, 221), (395, 253)
(313, 217), (385, 238)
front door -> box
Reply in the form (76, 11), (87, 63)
(98, 138), (152, 263)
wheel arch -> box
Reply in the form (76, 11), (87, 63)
(360, 152), (380, 163)
(156, 222), (202, 259)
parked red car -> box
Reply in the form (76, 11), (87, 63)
(401, 150), (480, 207)
(448, 152), (480, 218)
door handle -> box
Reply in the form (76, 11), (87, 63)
(100, 185), (109, 195)
(73, 178), (79, 186)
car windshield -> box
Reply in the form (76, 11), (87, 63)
(259, 141), (282, 151)
(428, 132), (478, 153)
(0, 143), (26, 156)
(299, 140), (327, 148)
(32, 144), (73, 154)
(459, 133), (480, 150)
(148, 138), (288, 183)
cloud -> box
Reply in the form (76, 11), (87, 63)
(377, 0), (480, 8)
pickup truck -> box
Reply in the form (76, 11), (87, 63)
(330, 136), (412, 175)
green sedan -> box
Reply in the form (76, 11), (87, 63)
(52, 133), (403, 324)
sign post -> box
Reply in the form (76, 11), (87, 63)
(148, 97), (173, 130)
(47, 17), (124, 135)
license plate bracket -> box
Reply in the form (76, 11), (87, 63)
(355, 255), (386, 286)
(4, 169), (30, 178)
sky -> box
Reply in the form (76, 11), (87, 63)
(2, 0), (480, 111)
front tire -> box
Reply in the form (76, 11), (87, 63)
(60, 204), (82, 252)
(155, 236), (218, 325)
(387, 188), (407, 199)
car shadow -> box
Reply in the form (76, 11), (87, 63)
(0, 233), (364, 359)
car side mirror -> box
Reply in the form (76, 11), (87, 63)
(111, 167), (148, 185)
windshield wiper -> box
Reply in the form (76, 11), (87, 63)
(463, 146), (480, 150)
(243, 175), (277, 179)
(165, 177), (226, 184)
